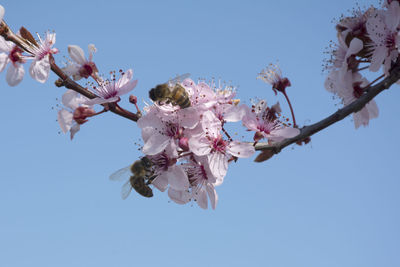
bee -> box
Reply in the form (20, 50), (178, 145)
(149, 73), (191, 109)
(109, 157), (156, 199)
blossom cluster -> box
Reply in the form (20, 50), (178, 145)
(324, 1), (400, 128)
(0, 4), (300, 209)
(135, 78), (300, 209)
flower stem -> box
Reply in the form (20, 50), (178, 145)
(282, 90), (297, 127)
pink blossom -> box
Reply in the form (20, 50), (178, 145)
(189, 111), (255, 178)
(58, 90), (94, 139)
(169, 157), (222, 210)
(147, 145), (189, 192)
(86, 69), (137, 105)
(242, 100), (300, 143)
(366, 1), (400, 72)
(27, 32), (59, 83)
(257, 64), (291, 95)
(63, 44), (98, 81)
(0, 36), (25, 86)
(324, 70), (379, 128)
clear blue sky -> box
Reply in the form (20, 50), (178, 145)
(1, 1), (399, 266)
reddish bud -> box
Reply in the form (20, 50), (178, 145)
(73, 106), (96, 124)
(129, 95), (138, 105)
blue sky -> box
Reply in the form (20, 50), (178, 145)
(0, 1), (399, 267)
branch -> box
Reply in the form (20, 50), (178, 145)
(0, 21), (141, 122)
(255, 62), (400, 153)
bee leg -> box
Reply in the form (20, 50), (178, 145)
(146, 175), (158, 185)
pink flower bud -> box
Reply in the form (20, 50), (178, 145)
(73, 106), (96, 124)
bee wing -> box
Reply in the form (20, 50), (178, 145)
(121, 179), (133, 200)
(109, 166), (131, 181)
(168, 73), (191, 87)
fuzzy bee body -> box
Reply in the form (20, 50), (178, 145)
(110, 157), (155, 199)
(149, 74), (191, 109)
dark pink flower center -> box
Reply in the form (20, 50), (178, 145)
(212, 136), (227, 153)
(9, 46), (23, 64)
(79, 62), (95, 78)
(353, 82), (364, 98)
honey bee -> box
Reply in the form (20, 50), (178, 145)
(109, 157), (156, 199)
(149, 73), (191, 109)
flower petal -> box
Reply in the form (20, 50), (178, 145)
(226, 141), (255, 158)
(57, 109), (73, 133)
(68, 45), (86, 65)
(29, 56), (50, 83)
(0, 5), (4, 23)
(142, 133), (170, 155)
(6, 64), (24, 86)
(166, 165), (189, 190)
(206, 184), (218, 210)
(0, 53), (9, 72)
(168, 188), (191, 205)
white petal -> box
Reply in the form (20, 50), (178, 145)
(206, 184), (218, 210)
(369, 46), (386, 72)
(366, 100), (379, 119)
(116, 69), (133, 88)
(168, 188), (191, 205)
(208, 152), (228, 179)
(0, 36), (12, 52)
(70, 123), (80, 140)
(29, 56), (50, 83)
(188, 135), (211, 156)
(62, 90), (80, 109)
(6, 64), (25, 86)
(346, 38), (363, 59)
(0, 53), (9, 72)
(226, 141), (255, 158)
(166, 165), (189, 190)
(195, 188), (208, 209)
(142, 134), (170, 155)
(117, 79), (137, 96)
(68, 45), (86, 65)
(84, 96), (119, 105)
(57, 109), (73, 133)
(152, 173), (168, 192)
(0, 5), (4, 22)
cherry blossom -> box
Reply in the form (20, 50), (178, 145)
(86, 69), (137, 105)
(0, 36), (25, 86)
(63, 44), (98, 81)
(324, 70), (379, 128)
(58, 90), (95, 139)
(169, 157), (222, 210)
(242, 100), (300, 143)
(366, 1), (400, 73)
(27, 32), (59, 83)
(189, 111), (255, 179)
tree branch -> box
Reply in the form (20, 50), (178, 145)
(255, 62), (400, 153)
(0, 21), (141, 122)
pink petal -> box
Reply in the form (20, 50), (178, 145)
(29, 56), (50, 83)
(346, 38), (363, 59)
(116, 69), (133, 88)
(226, 141), (255, 158)
(188, 135), (211, 156)
(0, 37), (12, 53)
(208, 152), (228, 179)
(57, 109), (73, 133)
(70, 123), (80, 140)
(142, 133), (170, 155)
(0, 53), (9, 72)
(369, 46), (386, 72)
(152, 173), (168, 192)
(117, 79), (137, 96)
(386, 1), (400, 31)
(206, 184), (218, 210)
(168, 188), (191, 205)
(6, 64), (24, 86)
(0, 5), (4, 22)
(195, 187), (208, 209)
(166, 165), (189, 190)
(68, 45), (86, 65)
